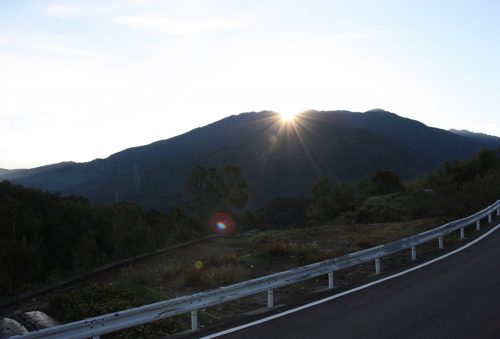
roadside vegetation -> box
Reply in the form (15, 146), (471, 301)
(1, 148), (500, 337)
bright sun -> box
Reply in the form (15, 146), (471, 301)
(280, 112), (296, 122)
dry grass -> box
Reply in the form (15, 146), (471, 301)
(170, 264), (247, 290)
(10, 217), (444, 330)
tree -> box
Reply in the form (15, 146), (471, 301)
(307, 177), (337, 224)
(223, 165), (248, 211)
(477, 149), (497, 178)
(307, 177), (357, 225)
(370, 170), (402, 195)
(186, 165), (248, 222)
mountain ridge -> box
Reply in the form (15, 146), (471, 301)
(3, 109), (499, 210)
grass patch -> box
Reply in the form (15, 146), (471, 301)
(295, 242), (321, 265)
(261, 240), (332, 265)
(115, 279), (165, 304)
(265, 240), (295, 257)
(120, 265), (154, 285)
(47, 283), (185, 338)
(357, 239), (375, 248)
(170, 264), (247, 290)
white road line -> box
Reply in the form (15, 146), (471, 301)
(201, 223), (500, 339)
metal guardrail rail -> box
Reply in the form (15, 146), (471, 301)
(12, 200), (500, 339)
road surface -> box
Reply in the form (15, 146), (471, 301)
(201, 223), (500, 339)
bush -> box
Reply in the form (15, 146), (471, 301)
(265, 241), (295, 257)
(172, 264), (246, 289)
(257, 198), (309, 229)
(48, 284), (143, 322)
(357, 239), (375, 248)
(295, 243), (321, 265)
(120, 265), (154, 285)
(209, 265), (246, 285)
(355, 193), (413, 223)
(47, 283), (185, 338)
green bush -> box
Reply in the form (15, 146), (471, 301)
(355, 193), (413, 223)
(295, 243), (321, 265)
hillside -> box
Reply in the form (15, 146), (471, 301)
(449, 129), (500, 148)
(2, 110), (498, 210)
(0, 169), (11, 176)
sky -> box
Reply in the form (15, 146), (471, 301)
(1, 0), (500, 169)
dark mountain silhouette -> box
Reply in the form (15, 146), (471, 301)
(449, 129), (500, 148)
(2, 110), (497, 209)
(0, 162), (75, 181)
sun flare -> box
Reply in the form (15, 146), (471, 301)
(280, 112), (297, 122)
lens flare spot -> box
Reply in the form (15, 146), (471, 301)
(195, 260), (203, 269)
(210, 212), (235, 236)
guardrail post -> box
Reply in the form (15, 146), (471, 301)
(411, 246), (417, 261)
(375, 258), (381, 274)
(488, 213), (493, 223)
(460, 227), (465, 240)
(267, 289), (274, 309)
(191, 310), (198, 331)
(438, 236), (444, 249)
(476, 220), (481, 231)
(497, 207), (500, 216)
(328, 272), (334, 289)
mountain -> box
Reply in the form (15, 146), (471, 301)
(0, 162), (75, 181)
(0, 168), (12, 176)
(2, 110), (496, 209)
(449, 129), (500, 148)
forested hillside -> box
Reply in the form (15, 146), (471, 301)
(0, 182), (199, 297)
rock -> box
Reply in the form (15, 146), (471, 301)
(0, 318), (28, 337)
(19, 311), (58, 331)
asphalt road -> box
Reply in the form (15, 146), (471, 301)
(202, 223), (500, 339)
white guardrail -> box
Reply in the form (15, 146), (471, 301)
(12, 200), (500, 339)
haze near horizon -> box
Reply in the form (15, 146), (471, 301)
(1, 0), (500, 169)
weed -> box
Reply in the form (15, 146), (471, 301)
(222, 253), (239, 265)
(120, 266), (153, 285)
(357, 239), (375, 248)
(209, 265), (246, 285)
(295, 242), (321, 265)
(170, 263), (247, 290)
(265, 240), (295, 257)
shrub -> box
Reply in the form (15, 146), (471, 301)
(265, 241), (295, 257)
(172, 264), (247, 290)
(120, 265), (153, 285)
(357, 239), (375, 248)
(295, 243), (321, 265)
(209, 265), (246, 285)
(355, 193), (413, 223)
(222, 253), (239, 265)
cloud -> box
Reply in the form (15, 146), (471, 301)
(41, 4), (80, 17)
(115, 14), (244, 35)
(0, 34), (97, 57)
(329, 31), (414, 40)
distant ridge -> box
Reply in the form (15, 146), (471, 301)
(0, 162), (76, 181)
(449, 129), (500, 148)
(0, 168), (12, 176)
(2, 110), (499, 210)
